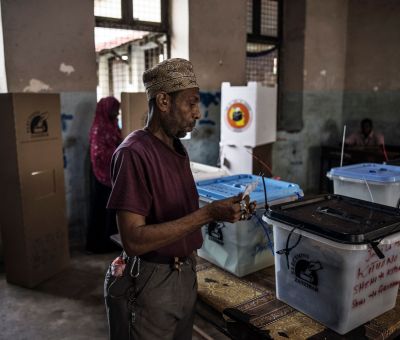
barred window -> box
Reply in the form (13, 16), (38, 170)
(95, 0), (169, 101)
(94, 0), (121, 19)
(132, 0), (161, 23)
(95, 0), (167, 31)
(246, 0), (281, 87)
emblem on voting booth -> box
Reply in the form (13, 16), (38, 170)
(225, 99), (252, 131)
(26, 111), (49, 137)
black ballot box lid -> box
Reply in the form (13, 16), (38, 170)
(266, 194), (400, 244)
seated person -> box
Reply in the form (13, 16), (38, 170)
(345, 118), (384, 147)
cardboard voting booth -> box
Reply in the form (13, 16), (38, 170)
(0, 93), (69, 288)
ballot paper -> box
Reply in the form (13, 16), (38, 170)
(243, 180), (259, 198)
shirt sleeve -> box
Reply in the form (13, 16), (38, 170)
(107, 147), (153, 216)
(345, 132), (357, 145)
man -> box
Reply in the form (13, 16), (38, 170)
(345, 118), (384, 146)
(104, 58), (245, 339)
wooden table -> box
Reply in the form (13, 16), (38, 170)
(110, 234), (400, 339)
(196, 257), (400, 340)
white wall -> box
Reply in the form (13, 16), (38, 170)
(1, 0), (96, 92)
(0, 1), (7, 92)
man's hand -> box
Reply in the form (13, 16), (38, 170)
(116, 193), (257, 257)
(207, 194), (243, 223)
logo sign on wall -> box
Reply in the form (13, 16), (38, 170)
(225, 99), (252, 131)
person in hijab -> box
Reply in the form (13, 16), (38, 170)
(86, 96), (122, 253)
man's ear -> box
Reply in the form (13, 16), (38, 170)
(155, 92), (170, 112)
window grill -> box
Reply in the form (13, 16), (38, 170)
(95, 0), (168, 100)
(132, 0), (161, 23)
(246, 0), (281, 87)
(94, 0), (121, 19)
(95, 0), (167, 32)
(111, 59), (129, 101)
(246, 46), (278, 87)
(261, 0), (278, 37)
(247, 0), (253, 34)
(96, 32), (167, 100)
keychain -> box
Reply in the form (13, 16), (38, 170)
(239, 181), (258, 220)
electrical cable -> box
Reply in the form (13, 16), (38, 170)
(262, 174), (268, 210)
(254, 214), (274, 255)
(248, 150), (273, 177)
(340, 125), (347, 167)
(382, 142), (389, 162)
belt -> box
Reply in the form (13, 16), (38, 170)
(139, 252), (188, 265)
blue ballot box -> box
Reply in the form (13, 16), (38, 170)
(328, 163), (400, 207)
(196, 174), (303, 277)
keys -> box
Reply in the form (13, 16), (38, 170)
(173, 257), (184, 272)
(239, 196), (257, 220)
(243, 180), (258, 198)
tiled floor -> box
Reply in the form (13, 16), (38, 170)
(0, 248), (229, 340)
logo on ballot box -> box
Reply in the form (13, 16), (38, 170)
(225, 99), (252, 131)
(291, 253), (323, 292)
(207, 222), (225, 245)
(26, 111), (49, 138)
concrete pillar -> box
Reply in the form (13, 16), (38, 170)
(171, 0), (247, 89)
(273, 0), (348, 192)
(170, 0), (247, 165)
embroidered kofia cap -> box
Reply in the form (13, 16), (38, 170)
(142, 58), (199, 100)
